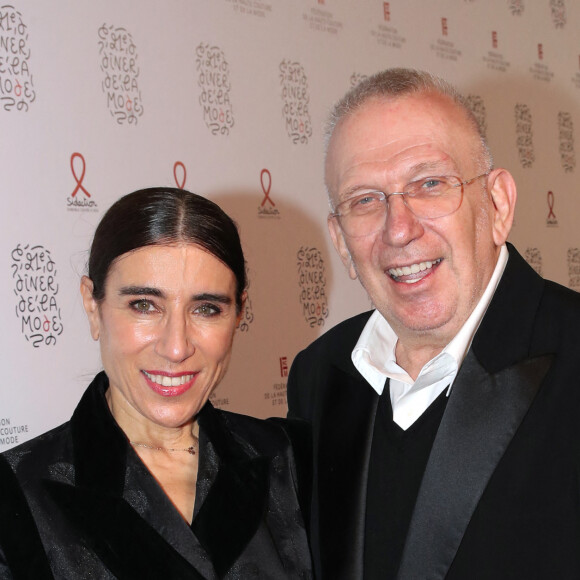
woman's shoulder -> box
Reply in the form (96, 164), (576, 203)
(207, 407), (310, 456)
(1, 421), (73, 484)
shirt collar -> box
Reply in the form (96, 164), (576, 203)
(352, 244), (509, 395)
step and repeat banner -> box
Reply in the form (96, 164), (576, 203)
(1, 0), (579, 450)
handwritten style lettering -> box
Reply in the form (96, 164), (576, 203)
(515, 103), (535, 169)
(297, 246), (329, 328)
(196, 43), (234, 136)
(98, 24), (144, 125)
(280, 60), (313, 145)
(0, 5), (35, 112)
(11, 244), (64, 348)
(558, 112), (575, 173)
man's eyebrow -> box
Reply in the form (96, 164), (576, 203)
(118, 286), (165, 298)
(409, 160), (457, 175)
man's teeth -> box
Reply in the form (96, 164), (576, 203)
(144, 372), (195, 387)
(389, 259), (441, 279)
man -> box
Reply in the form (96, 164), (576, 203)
(288, 68), (580, 579)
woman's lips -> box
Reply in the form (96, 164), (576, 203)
(142, 370), (198, 396)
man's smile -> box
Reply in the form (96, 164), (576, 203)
(388, 258), (442, 284)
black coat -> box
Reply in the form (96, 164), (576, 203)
(288, 244), (580, 580)
(0, 373), (313, 579)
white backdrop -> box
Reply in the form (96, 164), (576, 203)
(1, 0), (579, 450)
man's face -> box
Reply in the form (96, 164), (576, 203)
(326, 93), (506, 347)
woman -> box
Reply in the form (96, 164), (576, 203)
(0, 188), (312, 579)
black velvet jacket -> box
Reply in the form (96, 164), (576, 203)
(0, 373), (313, 579)
(289, 244), (580, 579)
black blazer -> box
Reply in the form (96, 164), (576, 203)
(288, 244), (580, 580)
(0, 373), (313, 580)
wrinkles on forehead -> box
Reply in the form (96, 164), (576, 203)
(325, 94), (482, 203)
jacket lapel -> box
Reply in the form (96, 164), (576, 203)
(316, 364), (379, 580)
(46, 373), (210, 579)
(44, 480), (206, 579)
(396, 350), (552, 580)
(191, 403), (270, 578)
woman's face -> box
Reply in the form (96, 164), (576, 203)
(81, 244), (242, 430)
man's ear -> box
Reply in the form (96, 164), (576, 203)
(328, 216), (357, 280)
(80, 276), (101, 341)
(487, 168), (517, 246)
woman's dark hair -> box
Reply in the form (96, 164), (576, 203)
(88, 187), (247, 312)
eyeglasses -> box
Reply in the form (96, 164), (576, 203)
(329, 173), (490, 238)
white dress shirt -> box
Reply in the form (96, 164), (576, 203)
(352, 245), (509, 430)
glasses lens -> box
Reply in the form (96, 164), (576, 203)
(335, 176), (465, 237)
(337, 192), (387, 237)
(405, 176), (462, 219)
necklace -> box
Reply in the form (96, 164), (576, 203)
(130, 438), (198, 456)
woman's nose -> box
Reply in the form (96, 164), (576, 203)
(154, 314), (195, 363)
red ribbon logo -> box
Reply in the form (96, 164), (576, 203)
(547, 190), (556, 220)
(260, 169), (275, 207)
(173, 161), (187, 189)
(70, 153), (91, 198)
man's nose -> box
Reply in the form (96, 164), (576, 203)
(381, 194), (424, 247)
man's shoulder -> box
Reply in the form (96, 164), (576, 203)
(539, 279), (580, 339)
(298, 309), (373, 357)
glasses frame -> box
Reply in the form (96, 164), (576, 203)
(329, 172), (490, 238)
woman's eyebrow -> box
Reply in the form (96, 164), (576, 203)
(118, 286), (164, 298)
(193, 293), (232, 305)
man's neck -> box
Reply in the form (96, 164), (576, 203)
(394, 337), (448, 381)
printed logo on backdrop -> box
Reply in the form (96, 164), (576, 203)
(546, 190), (558, 227)
(550, 0), (566, 28)
(302, 2), (343, 35)
(67, 152), (98, 212)
(11, 244), (63, 348)
(98, 24), (144, 125)
(264, 359), (287, 408)
(483, 31), (511, 72)
(196, 43), (234, 136)
(297, 246), (329, 328)
(257, 168), (280, 218)
(431, 17), (462, 61)
(0, 417), (29, 449)
(465, 95), (487, 139)
(524, 248), (543, 276)
(0, 5), (35, 112)
(280, 357), (288, 377)
(225, 0), (272, 18)
(558, 112), (575, 173)
(238, 280), (254, 333)
(572, 57), (580, 90)
(529, 44), (554, 82)
(209, 391), (230, 409)
(264, 379), (287, 408)
(567, 248), (580, 290)
(173, 161), (187, 189)
(280, 60), (312, 145)
(515, 104), (535, 169)
(350, 73), (368, 88)
(508, 0), (525, 16)
(372, 2), (406, 49)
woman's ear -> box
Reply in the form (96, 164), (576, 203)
(80, 276), (101, 341)
(236, 291), (248, 328)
